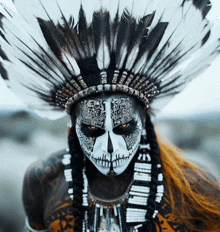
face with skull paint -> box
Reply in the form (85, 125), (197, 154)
(75, 94), (144, 176)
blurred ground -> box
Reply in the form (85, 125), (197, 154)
(0, 110), (219, 232)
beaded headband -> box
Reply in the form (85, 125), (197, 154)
(61, 72), (159, 114)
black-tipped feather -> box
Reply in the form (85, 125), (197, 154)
(0, 46), (9, 80)
(127, 12), (155, 70)
(110, 7), (120, 52)
(38, 4), (81, 75)
(182, 0), (212, 18)
(0, 13), (9, 80)
(159, 82), (185, 94)
(68, 16), (75, 30)
(145, 22), (169, 60)
(92, 10), (111, 70)
(78, 6), (92, 57)
(57, 5), (85, 61)
(0, 63), (8, 80)
(147, 41), (184, 78)
(129, 13), (155, 51)
(115, 10), (136, 68)
(30, 36), (72, 82)
(37, 19), (75, 73)
(92, 11), (111, 53)
(38, 18), (63, 59)
(13, 31), (70, 84)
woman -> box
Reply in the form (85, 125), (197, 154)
(0, 0), (219, 231)
(22, 92), (220, 231)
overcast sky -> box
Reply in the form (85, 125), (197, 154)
(0, 0), (220, 119)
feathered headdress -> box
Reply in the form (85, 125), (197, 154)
(0, 0), (219, 119)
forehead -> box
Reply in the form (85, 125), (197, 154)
(77, 96), (137, 128)
(111, 98), (133, 127)
(79, 99), (106, 128)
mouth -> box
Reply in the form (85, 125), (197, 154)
(91, 154), (129, 168)
(85, 143), (139, 168)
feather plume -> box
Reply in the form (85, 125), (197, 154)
(183, 0), (212, 18)
(37, 5), (82, 76)
(93, 10), (111, 70)
(110, 7), (119, 53)
(56, 4), (85, 61)
(115, 9), (136, 70)
(125, 12), (155, 71)
(0, 0), (219, 119)
(78, 5), (94, 58)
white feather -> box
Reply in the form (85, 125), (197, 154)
(118, 45), (128, 69)
(125, 45), (140, 71)
(97, 38), (111, 70)
(61, 53), (81, 76)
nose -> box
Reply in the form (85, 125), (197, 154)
(107, 132), (113, 153)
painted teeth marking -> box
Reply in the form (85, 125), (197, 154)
(91, 153), (132, 168)
(113, 161), (116, 168)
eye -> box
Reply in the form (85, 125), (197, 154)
(81, 123), (105, 137)
(120, 123), (130, 129)
(90, 126), (97, 130)
(113, 120), (137, 135)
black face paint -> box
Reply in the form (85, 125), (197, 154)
(81, 123), (105, 138)
(107, 132), (114, 154)
(76, 122), (96, 152)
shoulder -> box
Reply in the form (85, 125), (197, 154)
(23, 149), (65, 190)
(22, 149), (66, 229)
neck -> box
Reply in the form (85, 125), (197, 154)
(85, 157), (135, 200)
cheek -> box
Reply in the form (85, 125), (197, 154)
(75, 124), (96, 152)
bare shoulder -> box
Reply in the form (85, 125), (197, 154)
(22, 149), (66, 230)
(23, 149), (65, 190)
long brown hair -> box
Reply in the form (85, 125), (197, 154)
(158, 136), (220, 232)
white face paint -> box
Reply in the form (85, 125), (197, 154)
(75, 96), (143, 176)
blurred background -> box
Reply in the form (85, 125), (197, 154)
(0, 0), (220, 231)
